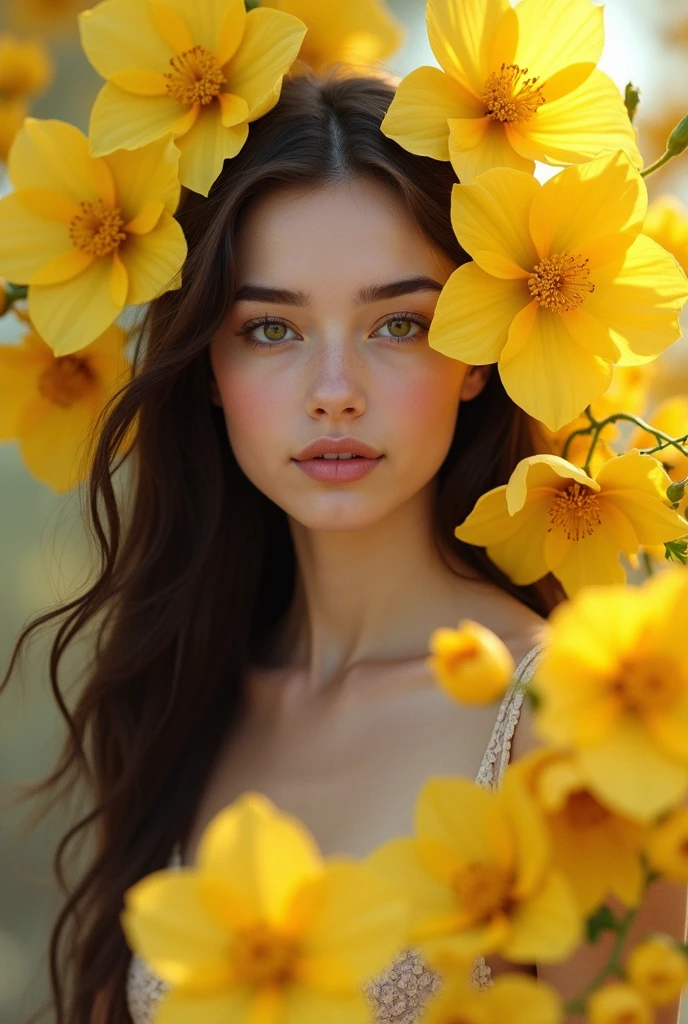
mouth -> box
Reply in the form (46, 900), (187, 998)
(292, 438), (384, 483)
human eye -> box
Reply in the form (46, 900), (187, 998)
(235, 316), (302, 348)
(370, 312), (431, 343)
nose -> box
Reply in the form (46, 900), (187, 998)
(305, 339), (366, 423)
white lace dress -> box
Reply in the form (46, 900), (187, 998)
(126, 644), (542, 1024)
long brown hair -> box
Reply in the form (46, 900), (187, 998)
(3, 71), (560, 1024)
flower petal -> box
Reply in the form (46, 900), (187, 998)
(366, 837), (457, 926)
(558, 305), (623, 363)
(9, 118), (108, 204)
(503, 868), (581, 963)
(218, 91), (250, 127)
(585, 234), (688, 364)
(109, 68), (168, 96)
(30, 248), (95, 286)
(161, 0), (246, 60)
(449, 119), (534, 183)
(551, 516), (630, 596)
(580, 719), (688, 821)
(513, 0), (603, 86)
(0, 192), (73, 283)
(506, 454), (596, 515)
(528, 150), (646, 268)
(124, 199), (165, 235)
(147, 1), (194, 53)
(603, 491), (688, 547)
(154, 988), (254, 1024)
(226, 7), (306, 119)
(454, 485), (516, 546)
(449, 168), (540, 275)
(417, 778), (511, 864)
(280, 987), (368, 1024)
(120, 210), (188, 305)
(175, 107), (248, 195)
(426, 0), (510, 94)
(15, 392), (101, 492)
(89, 82), (189, 157)
(544, 498), (637, 572)
(104, 137), (181, 220)
(197, 794), (323, 924)
(380, 66), (483, 162)
(13, 188), (80, 223)
(0, 342), (45, 440)
(485, 494), (553, 585)
(510, 70), (643, 170)
(29, 258), (122, 356)
(429, 263), (530, 364)
(78, 0), (174, 78)
(499, 302), (613, 431)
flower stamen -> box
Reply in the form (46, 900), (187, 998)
(482, 63), (545, 123)
(548, 482), (602, 541)
(452, 863), (512, 927)
(528, 253), (595, 313)
(233, 922), (298, 986)
(38, 355), (96, 408)
(612, 658), (682, 713)
(69, 199), (126, 258)
(164, 45), (226, 107)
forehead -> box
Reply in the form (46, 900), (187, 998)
(233, 177), (455, 293)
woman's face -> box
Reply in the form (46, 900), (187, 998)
(209, 177), (486, 532)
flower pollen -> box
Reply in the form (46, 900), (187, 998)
(69, 199), (126, 258)
(452, 863), (512, 927)
(612, 657), (683, 714)
(528, 253), (595, 313)
(233, 922), (298, 987)
(548, 482), (603, 541)
(38, 355), (96, 408)
(482, 63), (545, 123)
(164, 45), (226, 106)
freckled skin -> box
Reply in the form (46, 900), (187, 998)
(209, 177), (480, 532)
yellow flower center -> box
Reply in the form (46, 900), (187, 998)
(452, 863), (512, 926)
(233, 922), (298, 986)
(69, 199), (127, 257)
(38, 355), (96, 408)
(547, 482), (603, 541)
(613, 658), (683, 714)
(164, 45), (226, 106)
(528, 253), (595, 313)
(482, 63), (545, 123)
(564, 790), (610, 829)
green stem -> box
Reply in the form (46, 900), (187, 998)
(640, 150), (676, 177)
(642, 550), (655, 577)
(563, 907), (638, 1015)
(560, 409), (688, 476)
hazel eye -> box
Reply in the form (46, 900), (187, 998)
(373, 314), (429, 341)
(263, 322), (288, 342)
(387, 319), (413, 337)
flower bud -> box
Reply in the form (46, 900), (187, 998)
(587, 982), (652, 1024)
(667, 478), (687, 504)
(627, 935), (688, 1006)
(667, 112), (688, 157)
(428, 620), (514, 704)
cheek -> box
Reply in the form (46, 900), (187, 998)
(213, 360), (288, 467)
(385, 359), (465, 460)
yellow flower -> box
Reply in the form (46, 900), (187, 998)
(534, 570), (688, 821)
(0, 314), (129, 491)
(428, 619), (514, 705)
(366, 773), (581, 967)
(587, 982), (652, 1024)
(512, 749), (645, 914)
(627, 935), (688, 1006)
(263, 0), (403, 71)
(421, 973), (562, 1024)
(646, 807), (688, 883)
(428, 152), (688, 431)
(381, 0), (641, 182)
(454, 450), (688, 597)
(0, 119), (187, 356)
(121, 792), (408, 1024)
(80, 0), (307, 196)
(0, 35), (53, 100)
(643, 196), (688, 275)
(0, 98), (26, 162)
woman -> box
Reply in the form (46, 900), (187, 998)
(4, 72), (683, 1024)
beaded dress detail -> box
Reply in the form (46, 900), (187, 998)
(126, 644), (542, 1024)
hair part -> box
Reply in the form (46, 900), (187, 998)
(3, 70), (561, 1024)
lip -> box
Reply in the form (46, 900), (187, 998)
(292, 436), (384, 484)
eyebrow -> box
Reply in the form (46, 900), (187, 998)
(232, 276), (444, 307)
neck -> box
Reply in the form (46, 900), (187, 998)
(277, 484), (482, 690)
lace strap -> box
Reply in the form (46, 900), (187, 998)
(475, 643), (545, 792)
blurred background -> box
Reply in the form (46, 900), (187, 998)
(0, 0), (687, 1021)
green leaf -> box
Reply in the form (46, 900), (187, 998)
(665, 539), (688, 565)
(586, 905), (620, 944)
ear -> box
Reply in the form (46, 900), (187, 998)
(209, 373), (223, 407)
(460, 364), (491, 402)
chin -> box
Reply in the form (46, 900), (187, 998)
(285, 493), (395, 532)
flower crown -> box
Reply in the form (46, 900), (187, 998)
(0, 0), (687, 591)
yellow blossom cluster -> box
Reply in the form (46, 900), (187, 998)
(0, 34), (53, 161)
